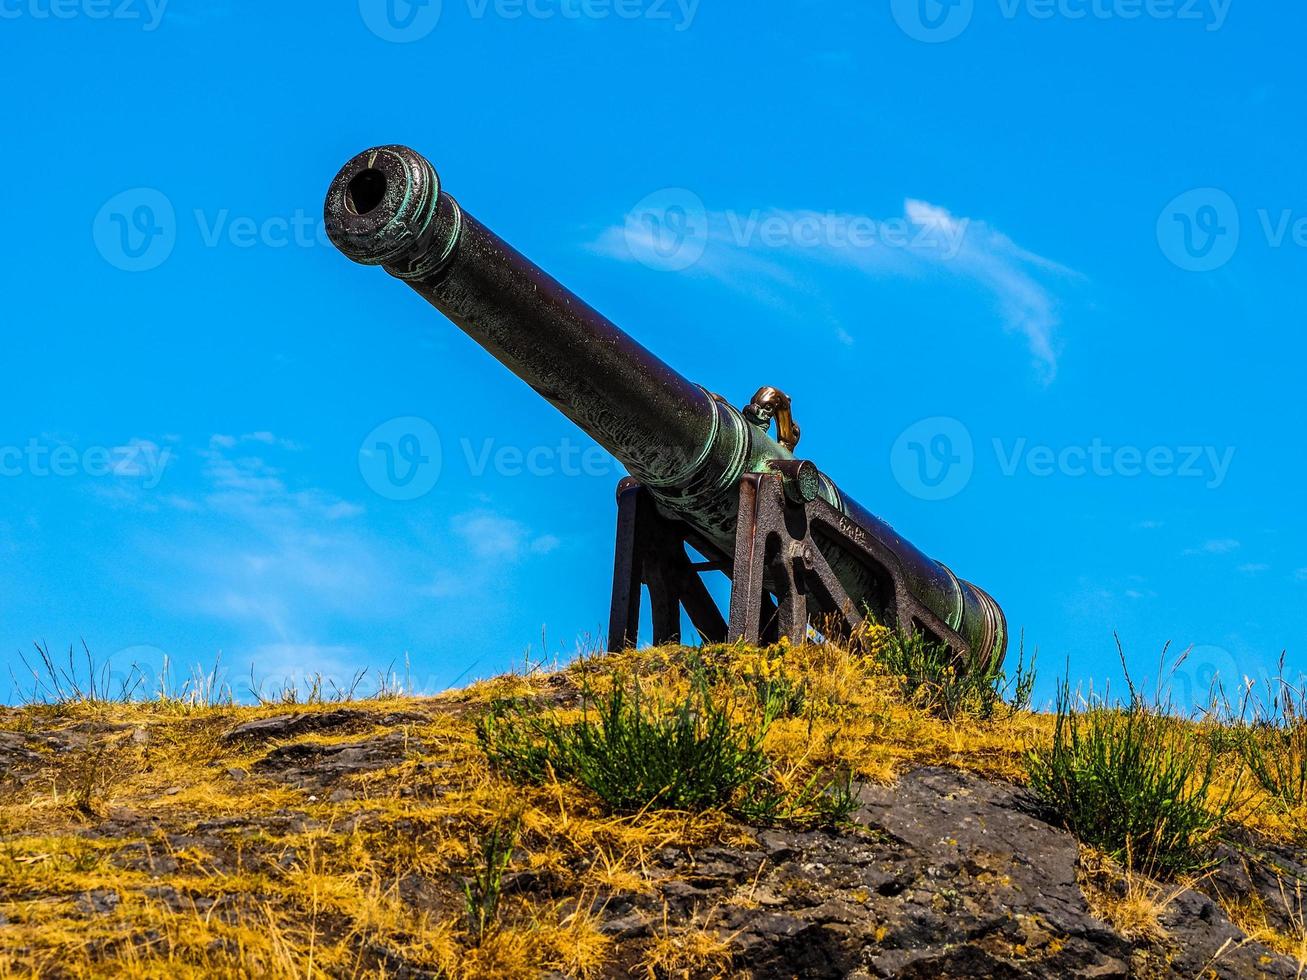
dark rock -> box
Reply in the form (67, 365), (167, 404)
(598, 912), (651, 939)
(501, 869), (553, 896)
(252, 731), (420, 787)
(362, 941), (444, 979)
(397, 873), (454, 914)
(222, 708), (425, 744)
(75, 890), (121, 916)
(65, 721), (134, 735)
(660, 879), (716, 903)
(1157, 887), (1298, 979)
(745, 911), (808, 940)
(757, 829), (800, 861)
(1207, 830), (1307, 938)
(0, 731), (43, 767)
(141, 884), (214, 915)
(622, 767), (1297, 980)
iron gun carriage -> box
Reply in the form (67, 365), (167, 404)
(325, 145), (1007, 670)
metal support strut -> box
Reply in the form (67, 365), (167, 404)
(608, 471), (979, 665)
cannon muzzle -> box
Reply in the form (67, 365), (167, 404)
(325, 145), (1006, 670)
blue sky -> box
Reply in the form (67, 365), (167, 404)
(1, 0), (1303, 707)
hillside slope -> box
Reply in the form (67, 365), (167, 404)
(1, 642), (1304, 978)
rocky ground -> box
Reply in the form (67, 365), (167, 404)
(637, 768), (1302, 979)
(1, 655), (1304, 978)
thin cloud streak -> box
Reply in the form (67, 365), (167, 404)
(592, 198), (1080, 384)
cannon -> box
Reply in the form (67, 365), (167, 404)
(324, 145), (1007, 670)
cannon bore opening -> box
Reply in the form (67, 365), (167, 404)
(345, 168), (388, 216)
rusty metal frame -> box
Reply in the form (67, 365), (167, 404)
(608, 473), (975, 662)
(607, 477), (730, 650)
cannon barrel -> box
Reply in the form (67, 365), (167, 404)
(324, 145), (1006, 668)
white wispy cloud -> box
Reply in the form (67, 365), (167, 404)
(592, 197), (1079, 383)
(1185, 538), (1242, 556)
(1237, 563), (1270, 575)
(421, 512), (561, 598)
(904, 200), (1072, 383)
(239, 431), (302, 451)
(117, 431), (567, 685)
(135, 434), (386, 671)
(247, 643), (364, 685)
(197, 434), (362, 521)
(457, 511), (559, 562)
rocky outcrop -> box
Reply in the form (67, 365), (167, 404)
(222, 707), (426, 744)
(586, 768), (1298, 979)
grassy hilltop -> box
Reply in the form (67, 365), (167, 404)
(1, 631), (1305, 978)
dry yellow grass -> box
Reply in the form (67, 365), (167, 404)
(1077, 847), (1192, 943)
(0, 638), (1300, 977)
(640, 906), (735, 979)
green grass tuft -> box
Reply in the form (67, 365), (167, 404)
(461, 810), (520, 947)
(477, 670), (858, 828)
(1026, 679), (1238, 877)
(478, 672), (773, 813)
(1238, 667), (1307, 811)
(872, 627), (1036, 720)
